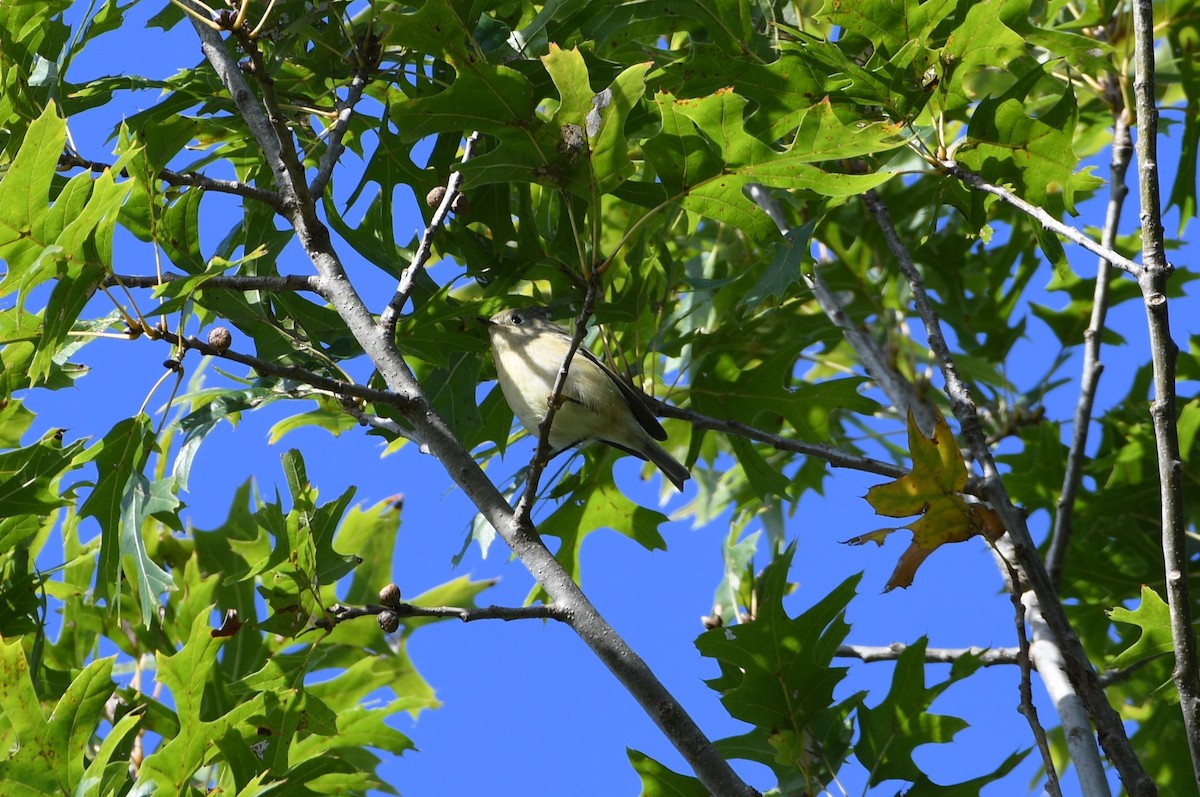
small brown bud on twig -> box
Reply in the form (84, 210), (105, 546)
(208, 326), (232, 352)
(378, 583), (401, 608)
(378, 609), (400, 633)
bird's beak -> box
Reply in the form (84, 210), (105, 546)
(477, 316), (495, 327)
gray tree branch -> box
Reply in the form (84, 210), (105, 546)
(653, 401), (908, 480)
(1131, 0), (1200, 784)
(107, 273), (324, 293)
(941, 161), (1141, 276)
(835, 642), (1019, 666)
(1046, 105), (1133, 588)
(58, 152), (282, 209)
(309, 68), (369, 199)
(322, 600), (568, 627)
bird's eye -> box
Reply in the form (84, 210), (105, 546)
(510, 313), (522, 325)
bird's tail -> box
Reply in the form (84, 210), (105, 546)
(644, 440), (690, 491)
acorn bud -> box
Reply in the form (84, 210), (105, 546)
(377, 609), (400, 633)
(378, 583), (401, 608)
(425, 185), (447, 208)
(208, 326), (232, 352)
(450, 192), (468, 215)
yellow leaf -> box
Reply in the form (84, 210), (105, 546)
(842, 527), (898, 547)
(865, 409), (967, 517)
(852, 408), (1008, 590)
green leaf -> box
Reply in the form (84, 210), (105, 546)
(822, 0), (957, 56)
(78, 708), (143, 797)
(387, 45), (536, 144)
(0, 103), (65, 278)
(0, 429), (84, 517)
(742, 221), (816, 307)
(337, 498), (404, 606)
(540, 46), (650, 195)
(0, 642), (115, 795)
(137, 611), (264, 792)
(692, 345), (879, 442)
(171, 384), (289, 491)
(696, 545), (858, 732)
(120, 472), (180, 627)
(854, 637), (966, 785)
(659, 46), (839, 142)
(536, 458), (669, 587)
(414, 351), (484, 446)
(1109, 586), (1174, 671)
(0, 309), (89, 396)
(727, 436), (791, 501)
(78, 415), (156, 604)
(646, 91), (901, 243)
(958, 62), (1103, 214)
(627, 749), (708, 797)
(710, 529), (760, 628)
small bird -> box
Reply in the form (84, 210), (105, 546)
(483, 309), (690, 491)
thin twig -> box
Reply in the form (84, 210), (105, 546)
(1131, 0), (1200, 784)
(156, 328), (415, 414)
(513, 283), (602, 525)
(379, 131), (481, 333)
(1000, 554), (1063, 797)
(319, 601), (568, 629)
(104, 273), (325, 293)
(58, 152), (282, 209)
(835, 642), (1020, 666)
(1047, 104), (1133, 587)
(941, 161), (1141, 276)
(653, 401), (908, 480)
(309, 68), (369, 198)
(340, 402), (412, 440)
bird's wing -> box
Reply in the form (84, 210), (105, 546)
(573, 346), (668, 441)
